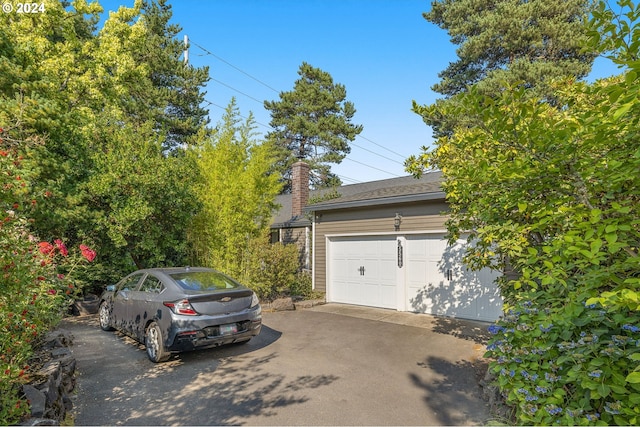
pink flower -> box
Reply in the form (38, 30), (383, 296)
(54, 239), (68, 257)
(79, 244), (96, 262)
(47, 289), (56, 295)
(38, 242), (54, 255)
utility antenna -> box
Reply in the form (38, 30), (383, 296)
(183, 34), (189, 64)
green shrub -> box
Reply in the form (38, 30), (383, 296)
(485, 289), (640, 425)
(242, 238), (300, 301)
(0, 144), (97, 425)
(290, 270), (323, 300)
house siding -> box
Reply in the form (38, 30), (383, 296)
(312, 200), (449, 292)
(275, 226), (310, 270)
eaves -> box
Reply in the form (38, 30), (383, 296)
(304, 191), (446, 213)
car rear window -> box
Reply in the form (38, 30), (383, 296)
(169, 271), (242, 291)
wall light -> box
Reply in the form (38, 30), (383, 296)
(394, 213), (402, 231)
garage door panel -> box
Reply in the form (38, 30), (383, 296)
(329, 237), (397, 309)
(405, 235), (502, 321)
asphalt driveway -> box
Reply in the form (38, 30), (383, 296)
(64, 304), (492, 426)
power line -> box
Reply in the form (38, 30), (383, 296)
(206, 98), (404, 178)
(337, 175), (362, 184)
(350, 140), (404, 166)
(191, 41), (280, 94)
(203, 99), (271, 130)
(210, 78), (265, 105)
(201, 99), (365, 184)
(343, 157), (403, 177)
(192, 37), (408, 163)
(356, 134), (407, 160)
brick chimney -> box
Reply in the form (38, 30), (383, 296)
(291, 161), (310, 217)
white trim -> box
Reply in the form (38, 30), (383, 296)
(324, 229), (448, 239)
(311, 220), (316, 290)
(304, 226), (311, 270)
(324, 235), (330, 301)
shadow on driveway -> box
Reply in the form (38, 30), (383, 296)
(65, 315), (339, 426)
(431, 316), (491, 344)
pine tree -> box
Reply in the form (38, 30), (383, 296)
(264, 62), (363, 191)
(132, 0), (210, 151)
(417, 0), (596, 137)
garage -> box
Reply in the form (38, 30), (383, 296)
(303, 171), (503, 323)
(327, 233), (502, 321)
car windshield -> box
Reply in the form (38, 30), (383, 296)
(169, 271), (242, 291)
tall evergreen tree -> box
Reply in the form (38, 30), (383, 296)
(132, 0), (210, 151)
(414, 0), (596, 138)
(264, 62), (363, 191)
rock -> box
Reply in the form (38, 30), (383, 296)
(73, 295), (100, 316)
(480, 366), (514, 423)
(22, 386), (46, 418)
(42, 330), (73, 350)
(294, 299), (325, 309)
(19, 418), (57, 426)
(270, 297), (296, 311)
(20, 327), (78, 425)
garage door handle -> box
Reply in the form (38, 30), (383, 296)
(358, 266), (365, 275)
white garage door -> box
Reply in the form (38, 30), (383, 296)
(328, 236), (398, 309)
(405, 235), (502, 321)
(327, 234), (502, 321)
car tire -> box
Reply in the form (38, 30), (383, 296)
(145, 322), (170, 363)
(99, 302), (114, 331)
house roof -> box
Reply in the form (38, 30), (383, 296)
(306, 171), (444, 212)
(271, 194), (312, 228)
(271, 171), (443, 228)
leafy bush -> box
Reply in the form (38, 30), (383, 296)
(486, 291), (640, 425)
(289, 270), (323, 300)
(0, 220), (96, 424)
(0, 133), (97, 424)
(242, 238), (300, 301)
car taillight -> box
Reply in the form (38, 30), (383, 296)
(250, 293), (259, 308)
(163, 299), (198, 315)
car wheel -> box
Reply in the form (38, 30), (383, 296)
(99, 302), (114, 331)
(145, 322), (170, 363)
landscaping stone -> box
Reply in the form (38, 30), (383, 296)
(269, 297), (296, 311)
(71, 294), (100, 316)
(19, 329), (77, 425)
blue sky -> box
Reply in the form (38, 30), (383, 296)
(100, 0), (620, 184)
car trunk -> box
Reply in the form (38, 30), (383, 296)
(187, 289), (253, 315)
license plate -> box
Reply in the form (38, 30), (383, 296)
(220, 323), (238, 335)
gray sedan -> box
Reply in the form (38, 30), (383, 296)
(98, 267), (262, 362)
